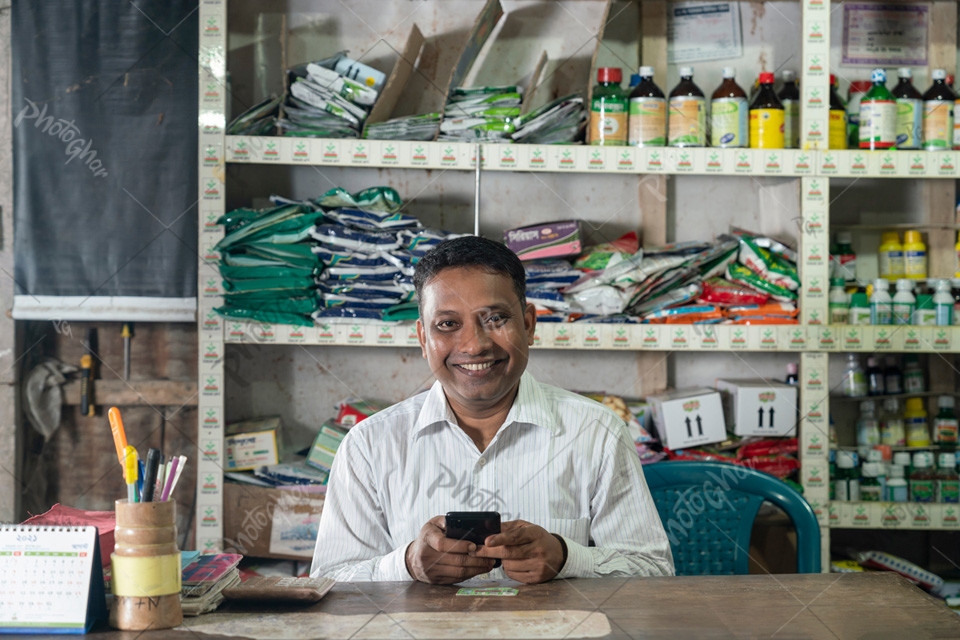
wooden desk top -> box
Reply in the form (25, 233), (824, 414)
(31, 573), (960, 639)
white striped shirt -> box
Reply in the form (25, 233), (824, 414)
(310, 371), (674, 582)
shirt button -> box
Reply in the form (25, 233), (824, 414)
(477, 457), (486, 468)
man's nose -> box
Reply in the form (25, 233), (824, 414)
(460, 319), (493, 354)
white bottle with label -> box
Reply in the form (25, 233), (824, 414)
(933, 279), (954, 325)
(892, 279), (916, 325)
(829, 278), (849, 324)
(870, 278), (892, 325)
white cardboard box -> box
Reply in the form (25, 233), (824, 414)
(715, 379), (797, 437)
(647, 388), (727, 450)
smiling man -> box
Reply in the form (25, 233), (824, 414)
(310, 236), (673, 584)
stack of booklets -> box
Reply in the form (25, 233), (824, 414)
(280, 61), (382, 138)
(439, 86), (521, 142)
(181, 553), (243, 616)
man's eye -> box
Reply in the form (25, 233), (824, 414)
(486, 314), (508, 326)
(436, 320), (458, 330)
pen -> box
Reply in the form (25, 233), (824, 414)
(137, 460), (145, 501)
(141, 448), (161, 502)
(159, 456), (180, 502)
(124, 446), (138, 503)
(166, 455), (187, 497)
(154, 455), (166, 501)
(108, 407), (128, 467)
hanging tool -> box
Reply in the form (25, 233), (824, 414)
(122, 323), (133, 380)
(80, 328), (98, 416)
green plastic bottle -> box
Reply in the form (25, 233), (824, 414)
(590, 67), (627, 146)
(859, 68), (897, 149)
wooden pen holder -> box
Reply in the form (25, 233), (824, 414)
(109, 499), (183, 630)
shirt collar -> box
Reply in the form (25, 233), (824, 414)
(412, 371), (560, 438)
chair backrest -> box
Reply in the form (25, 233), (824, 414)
(644, 461), (820, 575)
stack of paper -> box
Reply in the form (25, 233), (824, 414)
(226, 95), (281, 135)
(439, 86), (521, 142)
(364, 112), (442, 140)
(280, 61), (383, 138)
(511, 94), (585, 144)
(180, 553), (243, 616)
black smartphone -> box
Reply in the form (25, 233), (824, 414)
(445, 511), (502, 569)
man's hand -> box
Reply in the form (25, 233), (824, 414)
(472, 520), (565, 584)
(405, 515), (497, 584)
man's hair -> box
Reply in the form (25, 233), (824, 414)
(413, 235), (526, 307)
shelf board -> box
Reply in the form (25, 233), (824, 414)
(206, 320), (960, 353)
(819, 500), (960, 530)
(829, 391), (951, 401)
(214, 138), (960, 179)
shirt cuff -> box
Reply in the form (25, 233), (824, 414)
(554, 535), (592, 579)
(379, 542), (415, 581)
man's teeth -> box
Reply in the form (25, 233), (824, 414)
(460, 362), (494, 371)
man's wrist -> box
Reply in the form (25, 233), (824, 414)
(551, 533), (568, 572)
(404, 541), (417, 580)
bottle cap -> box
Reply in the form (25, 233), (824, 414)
(867, 448), (884, 463)
(849, 80), (873, 95)
(782, 70), (795, 82)
(874, 444), (893, 461)
(837, 231), (853, 244)
(722, 67), (735, 78)
(786, 362), (798, 375)
(952, 278), (960, 288)
(850, 292), (868, 307)
(905, 397), (925, 412)
(830, 74), (837, 85)
(871, 68), (887, 84)
(896, 279), (914, 292)
(933, 69), (947, 80)
(916, 294), (933, 309)
(938, 452), (956, 468)
(831, 277), (846, 287)
(837, 451), (856, 469)
(938, 395), (955, 409)
(629, 74), (642, 87)
(873, 278), (889, 290)
(598, 67), (622, 83)
(880, 231), (901, 245)
(898, 67), (913, 78)
(889, 464), (905, 479)
(950, 74), (957, 86)
(759, 72), (775, 85)
(679, 66), (694, 78)
(893, 451), (913, 466)
(934, 279), (951, 291)
(913, 451), (933, 468)
(867, 356), (880, 367)
(639, 66), (655, 78)
(904, 230), (923, 244)
(860, 399), (876, 413)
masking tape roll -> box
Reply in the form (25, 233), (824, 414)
(111, 554), (181, 597)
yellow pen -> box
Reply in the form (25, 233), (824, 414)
(124, 445), (138, 503)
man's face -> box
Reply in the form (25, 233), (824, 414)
(417, 266), (536, 416)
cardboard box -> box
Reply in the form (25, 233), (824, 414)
(646, 388), (727, 450)
(306, 422), (348, 472)
(223, 482), (325, 560)
(504, 220), (583, 261)
(225, 429), (279, 471)
(715, 379), (797, 437)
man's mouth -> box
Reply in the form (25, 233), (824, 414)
(455, 360), (501, 372)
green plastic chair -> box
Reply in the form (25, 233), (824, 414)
(644, 461), (820, 575)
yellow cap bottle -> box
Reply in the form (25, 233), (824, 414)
(903, 230), (927, 279)
(878, 232), (904, 280)
(904, 397), (930, 447)
(955, 231), (960, 278)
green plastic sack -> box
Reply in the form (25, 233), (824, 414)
(315, 186), (403, 213)
(215, 305), (314, 327)
(218, 264), (319, 281)
(215, 205), (320, 250)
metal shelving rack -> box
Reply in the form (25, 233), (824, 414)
(196, 0), (959, 565)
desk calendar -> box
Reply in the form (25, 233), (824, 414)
(0, 525), (107, 634)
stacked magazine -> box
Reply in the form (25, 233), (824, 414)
(181, 553), (243, 616)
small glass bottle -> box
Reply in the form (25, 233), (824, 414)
(828, 74), (847, 149)
(936, 452), (959, 503)
(904, 397), (930, 447)
(881, 397), (906, 446)
(933, 395), (958, 450)
(903, 355), (926, 393)
(829, 277), (849, 324)
(628, 66), (667, 147)
(843, 354), (868, 397)
(910, 451), (936, 502)
(749, 72), (785, 149)
(785, 362), (799, 386)
(858, 400), (881, 447)
(668, 66), (706, 147)
(710, 67), (748, 148)
(884, 356), (903, 395)
(866, 357), (885, 396)
(922, 69), (957, 151)
(590, 67), (628, 146)
(893, 67), (923, 149)
(778, 69), (800, 148)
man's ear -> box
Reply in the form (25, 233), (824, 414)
(524, 302), (537, 346)
(416, 318), (427, 358)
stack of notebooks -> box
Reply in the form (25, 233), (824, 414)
(181, 553), (243, 616)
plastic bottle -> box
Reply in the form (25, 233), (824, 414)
(847, 80), (872, 148)
(884, 356), (903, 394)
(887, 464), (909, 501)
(590, 67), (627, 146)
(832, 231), (857, 282)
(903, 355), (926, 393)
(834, 451), (861, 501)
(668, 67), (706, 147)
(869, 278), (893, 325)
(749, 72), (785, 149)
(903, 230), (928, 279)
(785, 362), (799, 386)
(881, 397), (906, 446)
(867, 448), (889, 498)
(628, 73), (642, 89)
(829, 277), (849, 324)
(904, 397), (931, 447)
(936, 452), (959, 502)
(848, 292), (871, 325)
(860, 69), (897, 149)
(843, 354), (867, 397)
(953, 278), (960, 326)
(860, 462), (884, 501)
(892, 67), (923, 150)
(892, 279), (916, 325)
(866, 357), (885, 396)
(956, 232), (960, 278)
(932, 279), (954, 326)
(933, 395), (958, 450)
(333, 55), (387, 91)
(829, 74), (847, 149)
(858, 400), (881, 447)
(913, 293), (936, 326)
(779, 70), (800, 149)
(922, 69), (957, 151)
(627, 66), (667, 147)
(910, 451), (936, 502)
(878, 232), (905, 281)
(710, 67), (748, 148)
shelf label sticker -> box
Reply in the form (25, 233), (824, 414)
(198, 503), (221, 533)
(640, 325), (662, 349)
(285, 324), (307, 343)
(940, 505), (960, 528)
(910, 504), (932, 528)
(668, 325), (691, 349)
(872, 327), (895, 351)
(728, 327), (750, 350)
(375, 324), (397, 345)
(552, 325), (573, 347)
(200, 308), (222, 333)
(615, 147), (637, 171)
(200, 274), (221, 299)
(200, 72), (223, 105)
(805, 53), (826, 77)
(290, 140), (312, 163)
(440, 144), (462, 168)
(804, 178), (825, 205)
(938, 154), (957, 176)
(203, 144), (220, 166)
(932, 328), (952, 351)
(672, 148), (698, 173)
(201, 373), (222, 399)
(202, 177), (222, 200)
(881, 503), (907, 527)
(553, 146), (581, 171)
(201, 405), (223, 432)
(316, 322), (337, 344)
(842, 326), (865, 350)
(902, 327), (923, 350)
(805, 275), (825, 298)
(525, 146), (548, 170)
(804, 85), (826, 112)
(611, 326), (634, 349)
(225, 321), (246, 343)
(497, 145), (519, 169)
(907, 153), (927, 175)
(350, 141), (372, 165)
(809, 498), (825, 524)
(229, 138), (251, 161)
(762, 151), (783, 175)
(827, 501), (839, 526)
(793, 151), (814, 174)
(696, 325), (721, 349)
(819, 151), (838, 174)
(786, 327), (807, 350)
(260, 138), (281, 162)
(846, 152), (871, 176)
(580, 325), (603, 348)
(199, 471), (220, 496)
(849, 503), (876, 527)
(345, 324), (368, 345)
(806, 18), (825, 43)
(380, 143), (401, 165)
(704, 149), (726, 173)
(878, 152), (900, 176)
(408, 143), (432, 166)
(642, 149), (666, 173)
(802, 428), (826, 458)
(320, 140), (341, 163)
(586, 148), (608, 171)
(732, 150), (753, 174)
(757, 326), (779, 350)
(804, 120), (824, 147)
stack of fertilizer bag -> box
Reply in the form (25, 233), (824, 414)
(562, 229), (800, 324)
(439, 86), (522, 142)
(307, 187), (466, 323)
(214, 203), (326, 327)
(364, 112), (443, 141)
(281, 53), (387, 137)
(510, 94), (586, 144)
(225, 95), (282, 136)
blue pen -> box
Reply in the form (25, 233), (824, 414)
(137, 460), (145, 501)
